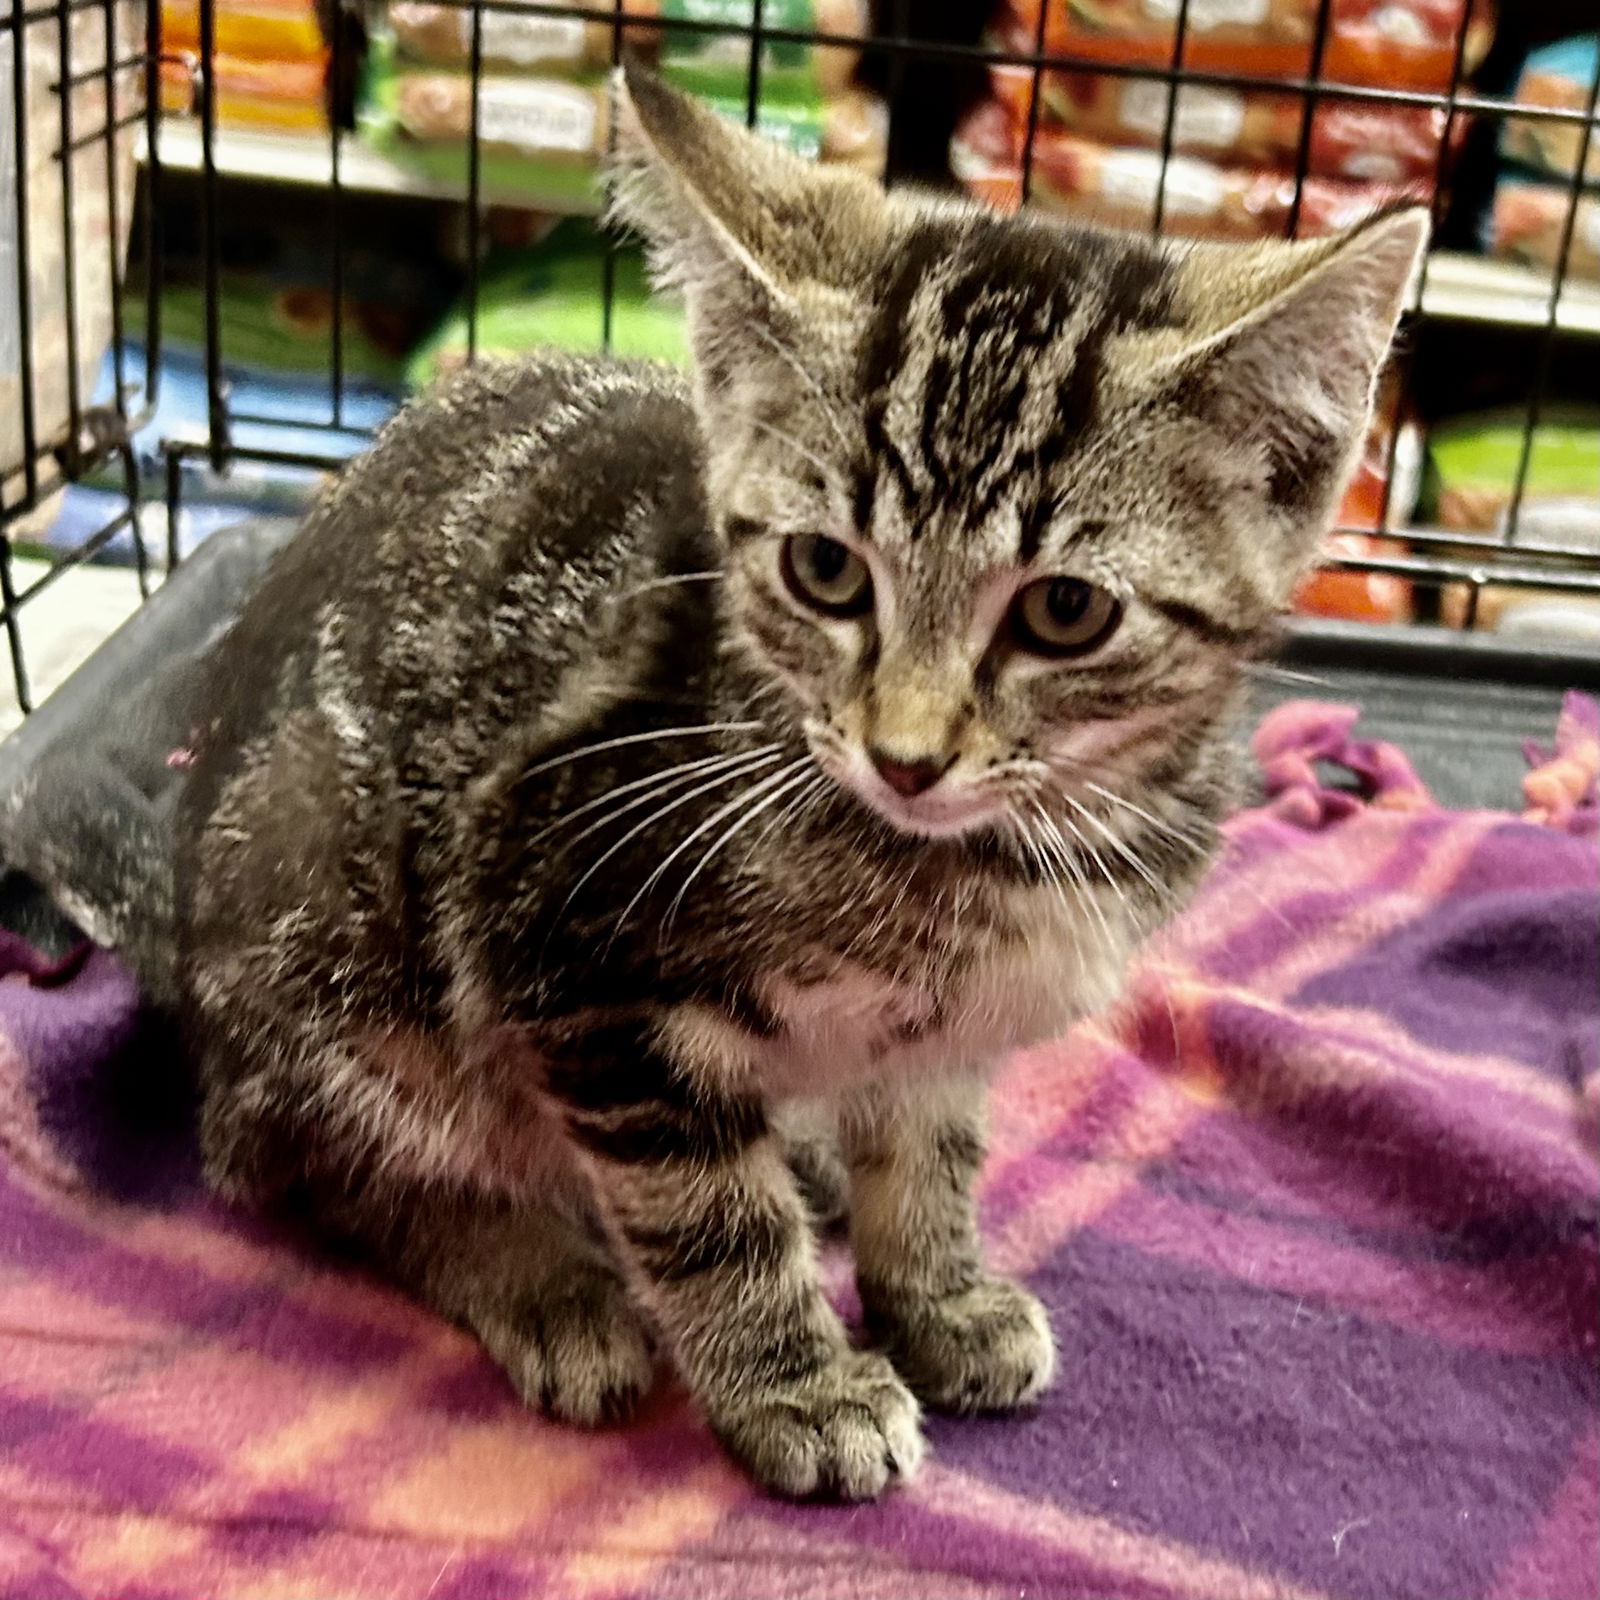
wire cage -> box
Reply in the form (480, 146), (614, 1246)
(1, 0), (1597, 727)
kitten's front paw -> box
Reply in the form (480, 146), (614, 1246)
(872, 1276), (1055, 1415)
(476, 1272), (656, 1427)
(711, 1350), (924, 1501)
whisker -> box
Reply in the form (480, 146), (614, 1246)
(661, 764), (818, 936)
(754, 769), (831, 852)
(1081, 783), (1213, 857)
(541, 749), (785, 947)
(1250, 662), (1333, 689)
(517, 721), (764, 787)
(1081, 780), (1203, 844)
(746, 417), (845, 491)
(610, 757), (810, 942)
(611, 570), (722, 605)
(1049, 762), (1324, 932)
(745, 323), (856, 458)
(1080, 781), (1271, 932)
(1093, 771), (1334, 902)
(1059, 791), (1168, 906)
(1054, 752), (1249, 855)
(1039, 801), (1131, 947)
(1006, 810), (1058, 900)
(1029, 801), (1114, 951)
(1078, 818), (1155, 940)
(1015, 810), (1094, 960)
(531, 747), (777, 851)
(1075, 782), (1295, 933)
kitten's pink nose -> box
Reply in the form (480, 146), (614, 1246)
(870, 750), (951, 798)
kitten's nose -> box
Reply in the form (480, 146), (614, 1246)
(869, 749), (951, 798)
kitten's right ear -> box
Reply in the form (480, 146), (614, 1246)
(605, 56), (889, 313)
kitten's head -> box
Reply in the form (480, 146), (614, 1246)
(609, 63), (1425, 842)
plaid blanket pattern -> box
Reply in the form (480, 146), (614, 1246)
(1, 695), (1596, 1600)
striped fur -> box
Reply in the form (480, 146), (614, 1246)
(169, 66), (1425, 1500)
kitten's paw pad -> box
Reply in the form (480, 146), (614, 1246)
(878, 1277), (1055, 1415)
(713, 1351), (925, 1502)
(479, 1279), (656, 1427)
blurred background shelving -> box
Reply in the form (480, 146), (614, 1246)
(6, 0), (1598, 694)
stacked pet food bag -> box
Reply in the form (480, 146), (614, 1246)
(1493, 34), (1598, 284)
(1425, 33), (1600, 643)
(364, 0), (884, 376)
(2, 0), (139, 528)
(46, 1), (393, 566)
(159, 0), (332, 132)
(362, 0), (883, 208)
(953, 0), (1491, 626)
(953, 0), (1490, 238)
(1416, 31), (1600, 642)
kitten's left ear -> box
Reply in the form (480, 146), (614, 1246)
(1154, 204), (1429, 559)
(606, 57), (889, 332)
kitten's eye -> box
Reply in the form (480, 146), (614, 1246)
(1011, 578), (1121, 657)
(780, 535), (872, 618)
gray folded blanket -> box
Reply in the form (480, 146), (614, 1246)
(0, 519), (296, 993)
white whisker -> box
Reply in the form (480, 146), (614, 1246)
(1007, 811), (1066, 920)
(531, 747), (780, 852)
(612, 570), (722, 604)
(745, 323), (856, 458)
(1035, 801), (1125, 949)
(1083, 782), (1215, 859)
(1082, 780), (1319, 922)
(1028, 801), (1111, 951)
(542, 748), (784, 948)
(746, 416), (845, 490)
(1059, 791), (1169, 906)
(661, 764), (818, 936)
(754, 770), (831, 852)
(610, 758), (810, 942)
(518, 720), (764, 785)
(1250, 662), (1333, 689)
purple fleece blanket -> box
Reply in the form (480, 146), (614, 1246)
(0, 695), (1596, 1599)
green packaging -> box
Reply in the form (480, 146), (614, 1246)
(408, 223), (688, 389)
(659, 0), (864, 102)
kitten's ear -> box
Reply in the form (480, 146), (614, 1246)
(606, 56), (889, 314)
(1156, 205), (1428, 558)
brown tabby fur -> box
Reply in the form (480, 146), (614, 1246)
(163, 63), (1426, 1498)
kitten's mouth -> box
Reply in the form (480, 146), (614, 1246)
(822, 755), (1002, 841)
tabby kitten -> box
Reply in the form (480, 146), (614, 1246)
(170, 63), (1425, 1499)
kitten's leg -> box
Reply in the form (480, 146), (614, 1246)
(772, 1099), (848, 1227)
(841, 1074), (1056, 1413)
(548, 1020), (923, 1500)
(373, 1186), (659, 1426)
(199, 1056), (655, 1425)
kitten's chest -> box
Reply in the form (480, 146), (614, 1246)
(744, 884), (1133, 1094)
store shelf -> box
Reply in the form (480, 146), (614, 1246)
(1418, 252), (1600, 338)
(143, 118), (600, 214)
(141, 124), (1599, 335)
